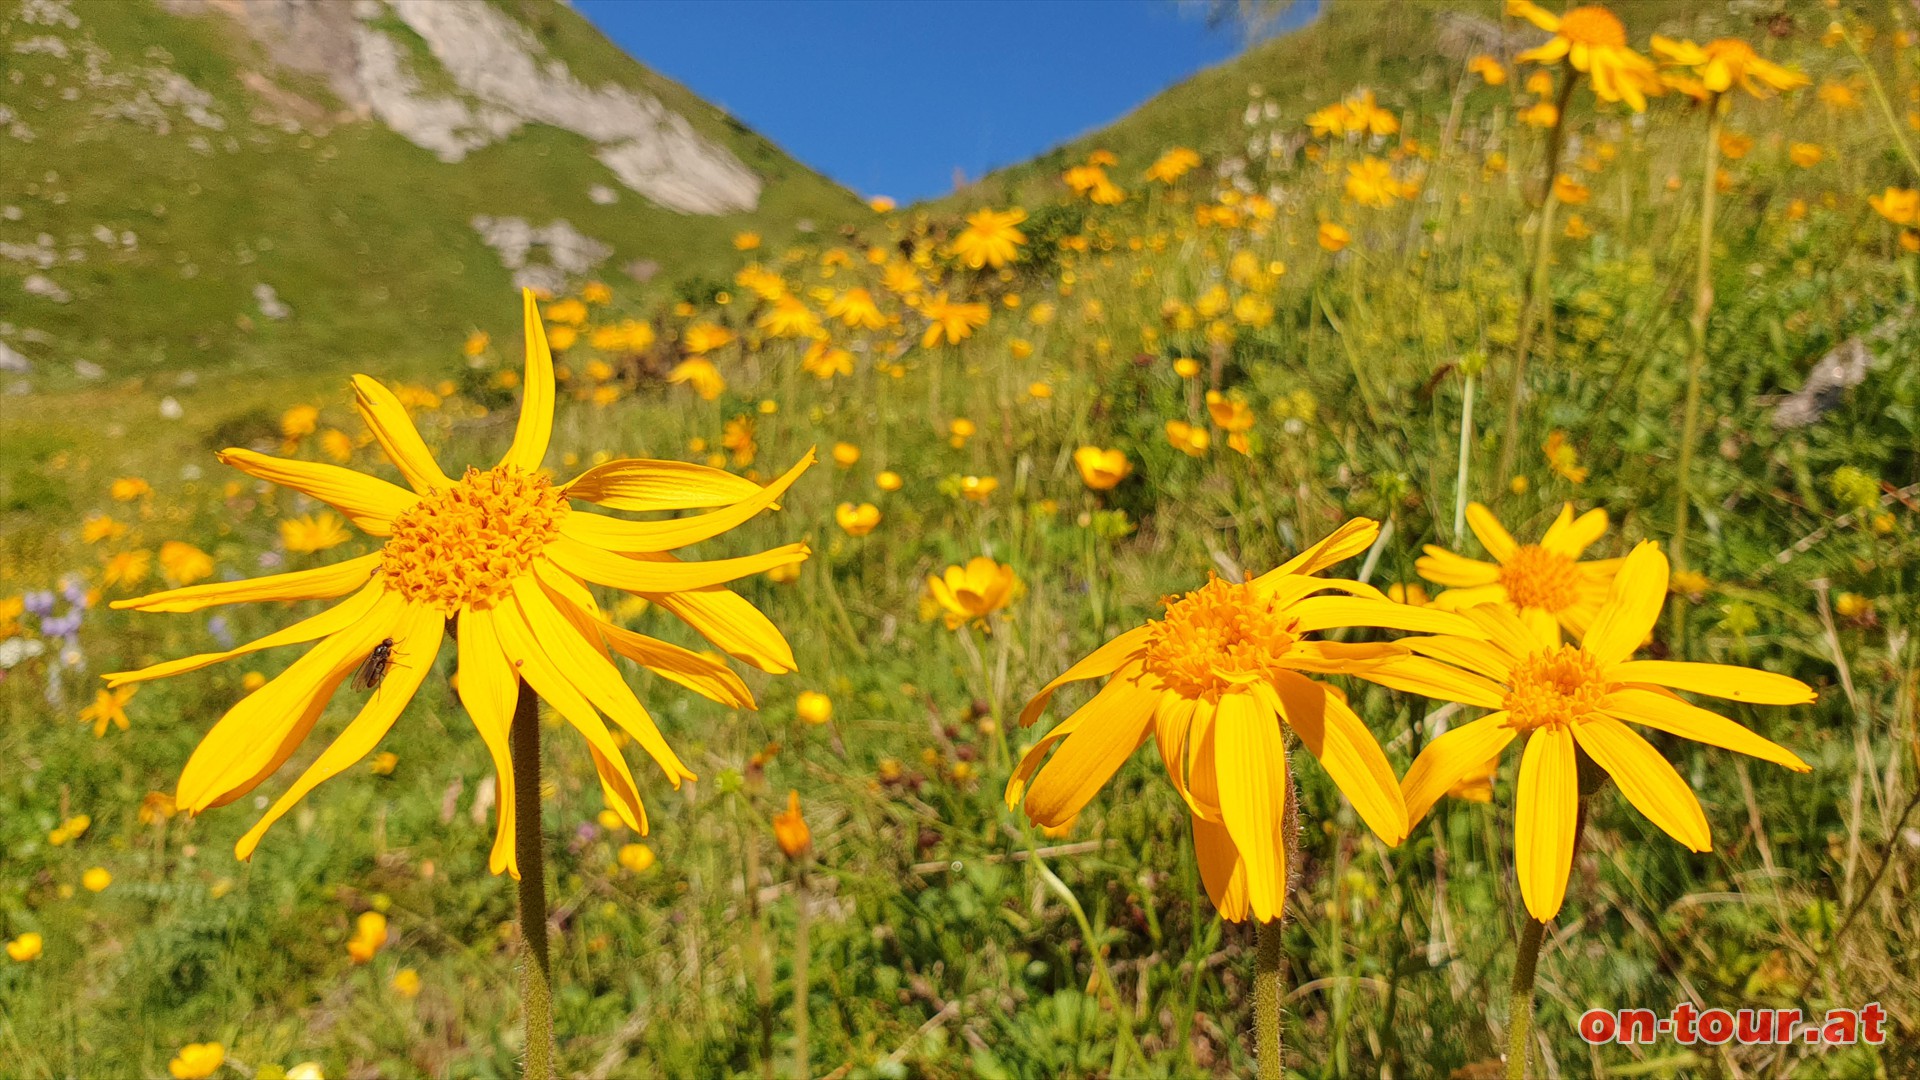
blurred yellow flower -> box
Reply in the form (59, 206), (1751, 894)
(1165, 420), (1211, 456)
(682, 322), (736, 354)
(7, 931), (43, 963)
(759, 296), (822, 339)
(667, 358), (727, 400)
(948, 417), (976, 447)
(1551, 174), (1591, 205)
(618, 842), (656, 873)
(958, 475), (998, 502)
(169, 1043), (224, 1080)
(346, 910), (388, 964)
(82, 867), (111, 892)
(826, 287), (886, 330)
(950, 207), (1028, 269)
(83, 514), (128, 544)
(1869, 187), (1918, 226)
(1468, 54), (1507, 85)
(104, 549), (152, 588)
(392, 967), (423, 998)
(280, 511), (352, 554)
(369, 751), (399, 776)
(281, 404), (319, 441)
(1542, 430), (1588, 483)
(463, 331), (490, 357)
(1345, 157), (1411, 207)
(1144, 146), (1201, 183)
(734, 231), (762, 251)
(876, 470), (902, 492)
(1073, 446), (1132, 490)
(110, 477), (152, 502)
(831, 442), (861, 467)
(802, 341), (854, 380)
(1649, 36), (1809, 98)
(581, 281), (612, 305)
(1788, 143), (1824, 168)
(159, 541), (214, 586)
(80, 685), (136, 737)
(926, 556), (1018, 629)
(1173, 357), (1201, 378)
(1508, 1), (1659, 111)
(797, 691), (833, 725)
(320, 429), (355, 464)
(835, 502), (881, 536)
(868, 195), (896, 213)
(773, 789), (812, 859)
(1318, 222), (1351, 252)
(919, 293), (990, 347)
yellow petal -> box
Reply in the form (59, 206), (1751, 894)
(1462, 603), (1550, 661)
(487, 599), (646, 830)
(1539, 505), (1608, 559)
(1020, 671), (1158, 827)
(1405, 634), (1515, 684)
(548, 536), (809, 593)
(1268, 672), (1407, 844)
(351, 375), (452, 494)
(1513, 726), (1579, 922)
(1401, 712), (1518, 826)
(216, 449), (415, 536)
(644, 575), (797, 674)
(1580, 541), (1668, 666)
(1602, 688), (1809, 771)
(1211, 690), (1291, 923)
(558, 449), (815, 553)
(561, 457), (768, 511)
(1255, 517), (1378, 585)
(512, 575), (695, 785)
(1465, 503), (1518, 562)
(1152, 692), (1200, 806)
(1416, 547), (1502, 587)
(1281, 640), (1406, 674)
(180, 595), (407, 811)
(1288, 595), (1484, 637)
(1611, 661), (1814, 705)
(500, 288), (555, 472)
(1017, 622), (1153, 728)
(1357, 653), (1506, 710)
(1571, 717), (1710, 852)
(454, 608), (519, 878)
(106, 582), (384, 688)
(595, 619), (754, 711)
(112, 552), (380, 614)
(1191, 814), (1252, 922)
(234, 602), (442, 860)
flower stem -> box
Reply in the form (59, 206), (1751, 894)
(511, 680), (554, 1080)
(1254, 919), (1285, 1080)
(1454, 372), (1475, 542)
(1670, 100), (1724, 655)
(793, 858), (813, 1080)
(1504, 916), (1547, 1080)
(1496, 66), (1579, 492)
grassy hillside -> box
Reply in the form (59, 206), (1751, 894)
(0, 0), (865, 395)
(1, 0), (1917, 1076)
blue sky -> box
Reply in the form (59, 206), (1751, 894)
(575, 1), (1303, 204)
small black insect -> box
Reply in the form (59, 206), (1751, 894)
(353, 637), (399, 691)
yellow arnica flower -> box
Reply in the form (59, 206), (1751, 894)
(81, 685), (136, 737)
(927, 557), (1018, 630)
(773, 789), (811, 859)
(1008, 519), (1479, 923)
(1648, 36), (1808, 98)
(1508, 1), (1659, 111)
(826, 287), (886, 330)
(949, 207), (1027, 270)
(280, 511), (352, 555)
(1343, 157), (1409, 208)
(1144, 147), (1201, 184)
(1073, 446), (1132, 491)
(919, 293), (990, 348)
(681, 322), (735, 355)
(169, 1043), (225, 1080)
(835, 502), (881, 536)
(6, 932), (42, 962)
(1418, 503), (1620, 643)
(1869, 187), (1919, 226)
(107, 292), (812, 876)
(667, 358), (727, 401)
(1469, 54), (1508, 85)
(1370, 542), (1813, 921)
(1318, 222), (1351, 252)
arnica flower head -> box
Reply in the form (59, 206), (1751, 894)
(108, 291), (812, 877)
(948, 207), (1027, 270)
(1507, 1), (1660, 111)
(1144, 146), (1201, 184)
(919, 293), (990, 348)
(666, 358), (727, 401)
(1648, 36), (1808, 99)
(1869, 187), (1919, 226)
(169, 1043), (225, 1080)
(1417, 503), (1620, 643)
(1367, 541), (1813, 921)
(1008, 520), (1481, 923)
(1073, 446), (1132, 491)
(927, 556), (1018, 630)
(835, 502), (881, 536)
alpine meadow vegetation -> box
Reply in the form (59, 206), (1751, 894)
(2, 1), (1918, 1077)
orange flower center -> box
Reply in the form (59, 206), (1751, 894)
(380, 466), (568, 613)
(1144, 575), (1297, 698)
(1498, 544), (1579, 612)
(1558, 6), (1626, 47)
(1503, 645), (1607, 731)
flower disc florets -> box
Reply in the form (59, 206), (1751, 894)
(1503, 645), (1607, 731)
(1144, 575), (1298, 698)
(380, 466), (568, 613)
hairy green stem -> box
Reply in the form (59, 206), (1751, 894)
(511, 681), (554, 1080)
(1254, 919), (1285, 1080)
(1455, 372), (1475, 542)
(793, 859), (813, 1080)
(1504, 917), (1547, 1080)
(1670, 100), (1724, 653)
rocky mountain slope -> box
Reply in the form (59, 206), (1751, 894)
(0, 0), (863, 390)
